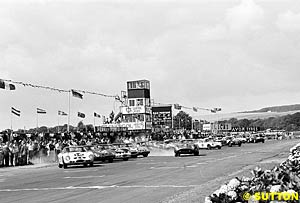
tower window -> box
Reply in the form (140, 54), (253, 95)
(129, 99), (135, 106)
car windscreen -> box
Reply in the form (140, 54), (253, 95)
(68, 147), (86, 152)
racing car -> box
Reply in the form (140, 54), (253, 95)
(227, 137), (242, 147)
(136, 142), (151, 157)
(85, 145), (115, 163)
(113, 143), (139, 158)
(195, 138), (222, 150)
(58, 146), (94, 169)
(174, 139), (200, 157)
(98, 144), (130, 162)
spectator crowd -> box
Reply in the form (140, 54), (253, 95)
(0, 131), (151, 168)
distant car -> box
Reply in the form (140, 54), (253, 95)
(215, 137), (227, 146)
(174, 139), (200, 157)
(98, 144), (130, 161)
(136, 142), (151, 157)
(163, 139), (179, 149)
(234, 137), (247, 143)
(249, 134), (265, 143)
(195, 138), (222, 149)
(94, 144), (116, 163)
(58, 146), (94, 169)
(84, 145), (105, 162)
(113, 143), (139, 158)
(227, 137), (242, 147)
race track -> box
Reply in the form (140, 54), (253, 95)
(0, 139), (297, 203)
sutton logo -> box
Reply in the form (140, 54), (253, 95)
(242, 192), (299, 201)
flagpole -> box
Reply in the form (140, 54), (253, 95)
(68, 90), (71, 133)
(57, 113), (60, 133)
(93, 115), (96, 133)
(36, 112), (39, 133)
(10, 110), (13, 141)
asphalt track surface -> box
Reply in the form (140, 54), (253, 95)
(0, 139), (298, 203)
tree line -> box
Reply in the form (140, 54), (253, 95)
(221, 112), (300, 131)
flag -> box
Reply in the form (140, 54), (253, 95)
(0, 80), (16, 90)
(114, 112), (122, 121)
(193, 107), (198, 112)
(174, 104), (182, 110)
(78, 112), (85, 118)
(58, 110), (68, 116)
(214, 108), (222, 112)
(37, 108), (46, 114)
(71, 89), (83, 99)
(211, 109), (216, 113)
(94, 112), (101, 118)
(11, 107), (20, 117)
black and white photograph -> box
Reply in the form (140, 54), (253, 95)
(1, 0), (300, 202)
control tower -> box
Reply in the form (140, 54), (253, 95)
(120, 80), (152, 132)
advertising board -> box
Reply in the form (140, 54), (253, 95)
(121, 106), (150, 114)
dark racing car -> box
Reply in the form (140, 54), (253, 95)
(174, 139), (200, 157)
(84, 145), (105, 162)
(136, 142), (151, 157)
(99, 144), (130, 161)
(113, 143), (139, 158)
(249, 134), (265, 143)
(227, 137), (242, 147)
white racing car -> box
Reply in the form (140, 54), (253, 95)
(195, 138), (222, 150)
(58, 146), (94, 169)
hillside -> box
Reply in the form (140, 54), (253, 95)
(200, 110), (300, 122)
(241, 104), (300, 113)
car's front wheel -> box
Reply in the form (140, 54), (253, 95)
(58, 164), (63, 168)
(217, 146), (221, 149)
(143, 154), (148, 157)
(175, 152), (180, 157)
(63, 162), (68, 169)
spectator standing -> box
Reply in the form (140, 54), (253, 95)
(3, 142), (10, 167)
(0, 143), (4, 167)
(48, 141), (55, 162)
(9, 142), (14, 166)
(55, 140), (62, 162)
(27, 141), (34, 163)
(19, 141), (27, 166)
(12, 140), (19, 166)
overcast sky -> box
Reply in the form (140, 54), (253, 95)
(1, 0), (300, 130)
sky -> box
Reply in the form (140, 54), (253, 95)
(1, 0), (300, 130)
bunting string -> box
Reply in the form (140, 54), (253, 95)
(2, 79), (118, 98)
(154, 101), (221, 113)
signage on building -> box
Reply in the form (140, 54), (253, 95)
(231, 126), (260, 132)
(203, 123), (212, 131)
(121, 106), (147, 114)
(151, 106), (172, 130)
(101, 122), (151, 131)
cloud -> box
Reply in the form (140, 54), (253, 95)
(277, 10), (300, 32)
(226, 0), (264, 33)
(0, 0), (300, 129)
